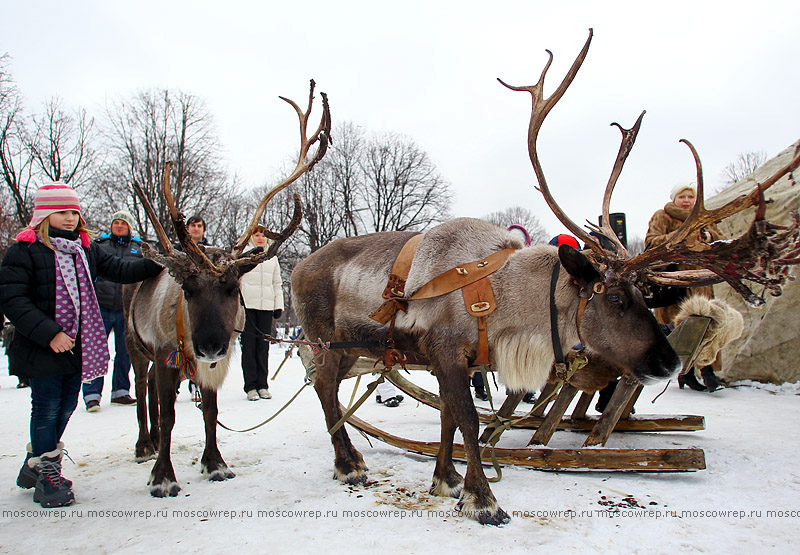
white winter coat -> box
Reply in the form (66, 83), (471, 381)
(240, 241), (284, 311)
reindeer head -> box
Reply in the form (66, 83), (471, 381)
(501, 29), (800, 308)
(133, 80), (331, 362)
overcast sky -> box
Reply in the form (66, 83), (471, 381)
(3, 0), (798, 240)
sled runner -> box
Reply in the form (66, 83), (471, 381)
(298, 314), (714, 472)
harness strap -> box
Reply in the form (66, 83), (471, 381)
(549, 262), (567, 377)
(409, 248), (517, 300)
(369, 234), (424, 324)
(165, 293), (197, 380)
(383, 233), (424, 299)
(370, 238), (517, 370)
(462, 277), (497, 366)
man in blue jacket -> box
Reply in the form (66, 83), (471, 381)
(82, 210), (141, 411)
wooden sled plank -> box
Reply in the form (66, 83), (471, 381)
(345, 411), (706, 471)
(384, 367), (704, 433)
(583, 374), (642, 447)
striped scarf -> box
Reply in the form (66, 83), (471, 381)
(49, 236), (110, 383)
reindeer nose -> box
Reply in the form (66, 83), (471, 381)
(195, 342), (228, 361)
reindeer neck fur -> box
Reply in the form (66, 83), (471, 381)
(487, 246), (583, 392)
(129, 273), (242, 392)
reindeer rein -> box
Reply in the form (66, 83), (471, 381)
(549, 262), (568, 377)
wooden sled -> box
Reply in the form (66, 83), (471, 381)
(304, 316), (712, 471)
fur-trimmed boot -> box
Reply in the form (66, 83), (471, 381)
(17, 442), (72, 489)
(678, 371), (707, 392)
(30, 447), (74, 508)
(700, 366), (723, 393)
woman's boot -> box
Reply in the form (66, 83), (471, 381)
(678, 371), (707, 391)
(700, 366), (723, 393)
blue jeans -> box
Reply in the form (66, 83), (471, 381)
(82, 307), (131, 403)
(29, 372), (81, 456)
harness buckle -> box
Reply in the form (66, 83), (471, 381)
(456, 267), (468, 275)
(592, 282), (606, 294)
(470, 301), (491, 312)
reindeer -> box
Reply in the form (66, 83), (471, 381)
(291, 30), (800, 525)
(124, 81), (331, 497)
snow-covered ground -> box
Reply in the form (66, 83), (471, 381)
(1, 342), (799, 554)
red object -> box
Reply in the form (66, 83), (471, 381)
(555, 234), (579, 249)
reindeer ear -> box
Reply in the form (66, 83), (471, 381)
(558, 244), (602, 289)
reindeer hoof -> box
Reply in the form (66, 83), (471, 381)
(135, 444), (157, 462)
(149, 479), (181, 498)
(455, 493), (510, 526)
(135, 449), (157, 463)
(477, 507), (511, 526)
(334, 468), (368, 485)
(430, 475), (464, 498)
(204, 466), (235, 481)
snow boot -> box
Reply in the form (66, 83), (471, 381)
(700, 366), (723, 393)
(31, 447), (75, 508)
(17, 443), (72, 489)
(678, 371), (707, 392)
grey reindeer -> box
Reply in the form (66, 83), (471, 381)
(291, 31), (800, 525)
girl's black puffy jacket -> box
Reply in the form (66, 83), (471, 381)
(0, 228), (163, 378)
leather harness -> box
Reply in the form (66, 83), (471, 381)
(369, 234), (516, 368)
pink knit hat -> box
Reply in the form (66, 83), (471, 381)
(15, 182), (89, 246)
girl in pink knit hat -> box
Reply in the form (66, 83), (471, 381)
(0, 182), (163, 508)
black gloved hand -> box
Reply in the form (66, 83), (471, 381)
(273, 309), (282, 320)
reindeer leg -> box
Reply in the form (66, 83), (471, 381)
(199, 385), (234, 481)
(132, 352), (156, 462)
(430, 396), (464, 498)
(148, 358), (181, 497)
(313, 350), (367, 484)
(148, 366), (160, 447)
(435, 360), (510, 526)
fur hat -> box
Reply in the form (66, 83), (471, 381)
(111, 210), (136, 233)
(670, 182), (697, 201)
(15, 182), (89, 246)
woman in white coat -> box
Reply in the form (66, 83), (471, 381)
(240, 227), (284, 400)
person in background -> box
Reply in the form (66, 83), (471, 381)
(186, 215), (210, 247)
(176, 214), (209, 402)
(0, 182), (162, 507)
(239, 226), (283, 401)
(645, 182), (725, 392)
(81, 210), (141, 411)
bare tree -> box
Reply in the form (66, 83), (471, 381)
(720, 151), (767, 187)
(27, 98), (97, 185)
(360, 131), (451, 233)
(482, 206), (548, 244)
(0, 53), (33, 228)
(327, 121), (365, 237)
(101, 89), (230, 242)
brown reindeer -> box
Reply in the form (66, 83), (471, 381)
(124, 81), (331, 497)
(291, 31), (800, 525)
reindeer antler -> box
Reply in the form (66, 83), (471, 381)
(505, 29), (800, 307)
(131, 165), (174, 255)
(232, 79), (332, 257)
(624, 142), (800, 306)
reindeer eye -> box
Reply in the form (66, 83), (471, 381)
(607, 294), (622, 305)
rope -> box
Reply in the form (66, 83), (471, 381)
(216, 379), (312, 433)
